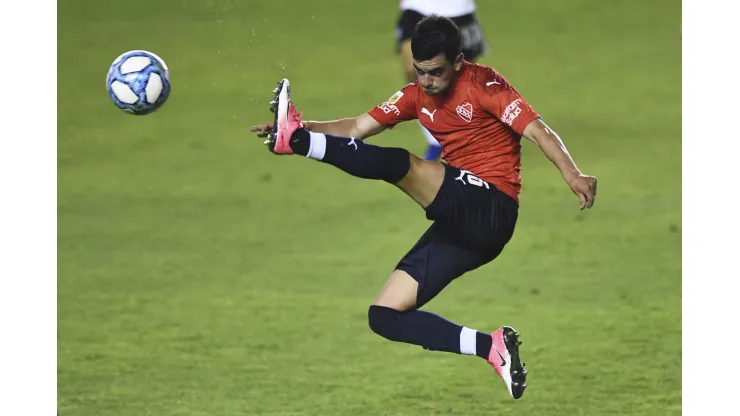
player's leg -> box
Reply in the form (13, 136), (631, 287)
(368, 167), (526, 398)
(395, 8), (421, 84)
(456, 12), (488, 62)
(369, 270), (493, 357)
(418, 123), (443, 161)
(367, 222), (527, 399)
(295, 128), (444, 208)
(267, 79), (445, 209)
(399, 39), (417, 84)
(368, 224), (496, 359)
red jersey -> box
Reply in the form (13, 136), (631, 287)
(367, 62), (540, 203)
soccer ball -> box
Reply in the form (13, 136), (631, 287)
(106, 50), (171, 115)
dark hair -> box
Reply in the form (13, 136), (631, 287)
(410, 15), (462, 63)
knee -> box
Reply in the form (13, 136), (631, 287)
(368, 305), (401, 337)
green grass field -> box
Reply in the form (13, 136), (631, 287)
(58, 0), (682, 414)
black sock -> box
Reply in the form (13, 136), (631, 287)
(290, 129), (410, 183)
(289, 128), (311, 155)
(368, 305), (463, 353)
(476, 331), (492, 360)
(367, 306), (494, 360)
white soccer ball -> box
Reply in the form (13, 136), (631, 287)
(106, 50), (171, 115)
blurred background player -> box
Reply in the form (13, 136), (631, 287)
(395, 0), (488, 160)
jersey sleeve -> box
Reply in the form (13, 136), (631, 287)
(479, 84), (540, 136)
(367, 83), (418, 127)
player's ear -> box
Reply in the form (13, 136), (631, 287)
(454, 54), (464, 71)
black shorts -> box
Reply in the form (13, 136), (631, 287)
(395, 9), (489, 61)
(396, 164), (519, 307)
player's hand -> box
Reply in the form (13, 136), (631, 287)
(566, 174), (597, 210)
(249, 123), (273, 138)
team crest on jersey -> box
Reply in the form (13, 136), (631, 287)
(387, 91), (404, 105)
(456, 102), (473, 122)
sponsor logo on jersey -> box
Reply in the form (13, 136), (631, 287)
(502, 98), (522, 125)
(388, 91), (404, 105)
(378, 102), (401, 116)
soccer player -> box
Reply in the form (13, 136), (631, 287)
(395, 0), (489, 161)
(250, 15), (597, 400)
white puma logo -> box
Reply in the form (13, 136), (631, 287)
(347, 138), (358, 150)
(456, 169), (490, 189)
(486, 80), (501, 86)
(421, 107), (437, 122)
(456, 169), (469, 183)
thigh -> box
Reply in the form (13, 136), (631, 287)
(399, 40), (416, 83)
(395, 222), (501, 308)
(395, 154), (446, 208)
(373, 269), (419, 311)
(395, 9), (425, 53)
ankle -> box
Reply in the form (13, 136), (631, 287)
(476, 331), (492, 360)
(288, 128), (310, 156)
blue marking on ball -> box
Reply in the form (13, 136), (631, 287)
(106, 50), (171, 115)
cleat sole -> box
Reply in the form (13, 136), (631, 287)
(502, 326), (527, 400)
(267, 79), (288, 153)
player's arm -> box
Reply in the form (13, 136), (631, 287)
(522, 119), (597, 210)
(250, 113), (387, 141)
(302, 113), (387, 140)
(251, 86), (413, 140)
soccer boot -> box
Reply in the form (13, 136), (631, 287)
(266, 78), (304, 155)
(488, 326), (528, 399)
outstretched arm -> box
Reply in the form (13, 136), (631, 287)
(303, 113), (386, 140)
(522, 118), (597, 210)
(250, 113), (386, 141)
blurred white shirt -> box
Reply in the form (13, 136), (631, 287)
(400, 0), (476, 18)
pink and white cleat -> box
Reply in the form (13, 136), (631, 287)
(266, 78), (304, 155)
(488, 326), (528, 399)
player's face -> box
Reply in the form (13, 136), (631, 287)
(413, 53), (464, 96)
